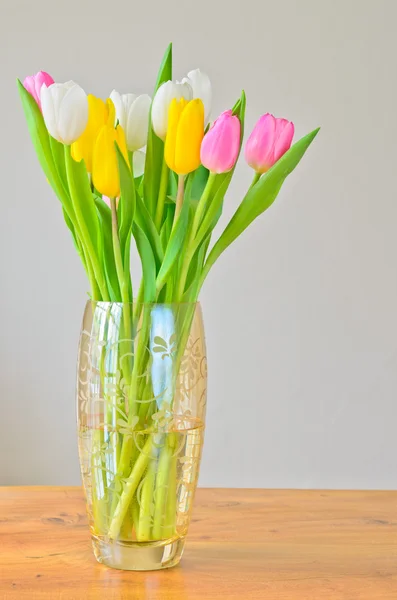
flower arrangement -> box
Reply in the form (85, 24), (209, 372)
(18, 44), (319, 569)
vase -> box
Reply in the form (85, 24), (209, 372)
(76, 301), (207, 570)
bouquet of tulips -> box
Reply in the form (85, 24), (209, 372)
(19, 44), (318, 549)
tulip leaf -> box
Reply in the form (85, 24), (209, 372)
(143, 43), (172, 216)
(124, 229), (133, 301)
(17, 80), (75, 220)
(156, 190), (190, 293)
(132, 223), (156, 303)
(94, 197), (121, 301)
(135, 192), (164, 267)
(182, 234), (211, 303)
(200, 127), (320, 287)
(116, 144), (136, 263)
(50, 136), (68, 187)
(160, 203), (175, 252)
(64, 146), (102, 260)
(185, 165), (209, 205)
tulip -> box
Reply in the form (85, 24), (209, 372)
(200, 110), (240, 174)
(164, 98), (204, 175)
(133, 149), (146, 178)
(92, 125), (129, 198)
(110, 90), (151, 152)
(71, 96), (115, 171)
(23, 71), (54, 110)
(181, 69), (212, 125)
(245, 113), (294, 174)
(40, 81), (88, 145)
(152, 81), (192, 141)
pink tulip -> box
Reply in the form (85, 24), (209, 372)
(200, 110), (241, 174)
(245, 113), (294, 174)
(23, 71), (54, 110)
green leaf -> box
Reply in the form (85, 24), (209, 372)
(124, 229), (133, 301)
(94, 197), (121, 300)
(201, 128), (320, 285)
(64, 146), (101, 257)
(182, 234), (211, 303)
(49, 136), (67, 187)
(143, 43), (172, 216)
(116, 144), (136, 262)
(132, 222), (156, 302)
(135, 191), (164, 266)
(17, 79), (74, 218)
(187, 165), (210, 203)
(156, 189), (190, 293)
(160, 203), (175, 252)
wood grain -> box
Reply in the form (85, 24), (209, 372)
(1, 487), (396, 599)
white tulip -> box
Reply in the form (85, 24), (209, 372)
(109, 90), (151, 152)
(133, 149), (146, 177)
(151, 80), (192, 141)
(40, 81), (88, 145)
(182, 69), (212, 125)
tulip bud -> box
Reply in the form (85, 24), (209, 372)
(181, 69), (212, 125)
(245, 113), (294, 174)
(200, 110), (240, 174)
(92, 125), (129, 198)
(23, 71), (54, 110)
(109, 90), (151, 152)
(40, 81), (88, 145)
(164, 98), (204, 175)
(72, 95), (114, 172)
(152, 81), (192, 141)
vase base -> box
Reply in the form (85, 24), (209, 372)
(92, 535), (186, 571)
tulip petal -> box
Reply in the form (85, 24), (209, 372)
(200, 109), (240, 173)
(133, 149), (146, 178)
(245, 113), (276, 173)
(126, 94), (151, 151)
(175, 99), (204, 175)
(92, 126), (120, 197)
(110, 90), (125, 129)
(58, 82), (88, 144)
(152, 81), (192, 141)
(185, 69), (212, 124)
(273, 120), (295, 162)
(164, 98), (186, 172)
(40, 83), (59, 140)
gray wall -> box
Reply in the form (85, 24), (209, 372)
(1, 0), (396, 489)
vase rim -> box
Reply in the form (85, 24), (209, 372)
(85, 300), (200, 307)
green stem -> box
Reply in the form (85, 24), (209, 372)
(110, 197), (131, 307)
(110, 196), (133, 382)
(176, 173), (216, 300)
(137, 459), (157, 541)
(154, 159), (169, 231)
(249, 172), (261, 189)
(174, 175), (185, 221)
(152, 439), (172, 540)
(64, 146), (110, 301)
(81, 242), (101, 301)
(108, 436), (153, 540)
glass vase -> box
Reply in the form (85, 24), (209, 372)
(76, 302), (207, 570)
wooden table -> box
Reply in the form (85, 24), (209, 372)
(1, 487), (396, 599)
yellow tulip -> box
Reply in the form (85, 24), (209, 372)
(71, 95), (115, 172)
(92, 124), (129, 198)
(164, 98), (204, 175)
